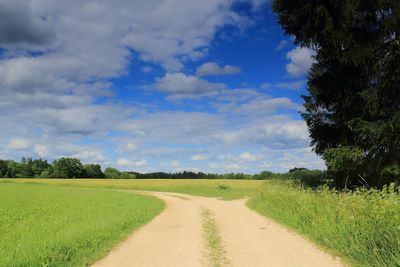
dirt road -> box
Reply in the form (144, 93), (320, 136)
(92, 191), (344, 267)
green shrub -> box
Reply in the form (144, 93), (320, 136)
(289, 169), (330, 188)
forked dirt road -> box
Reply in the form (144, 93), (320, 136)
(93, 191), (344, 267)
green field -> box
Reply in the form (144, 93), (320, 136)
(1, 179), (399, 267)
(0, 182), (164, 267)
(3, 178), (265, 199)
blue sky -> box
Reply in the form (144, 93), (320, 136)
(0, 0), (324, 173)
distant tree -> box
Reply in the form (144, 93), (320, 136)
(104, 167), (121, 179)
(104, 167), (135, 179)
(16, 157), (35, 178)
(52, 158), (84, 178)
(31, 159), (51, 177)
(273, 0), (400, 187)
(0, 160), (7, 177)
(83, 164), (105, 178)
(5, 160), (18, 178)
(289, 168), (308, 173)
(254, 171), (275, 180)
(39, 170), (51, 178)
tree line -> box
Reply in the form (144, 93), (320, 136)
(0, 157), (327, 187)
(130, 171), (270, 180)
(0, 157), (275, 179)
(0, 157), (134, 179)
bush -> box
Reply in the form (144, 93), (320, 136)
(323, 147), (365, 188)
(104, 168), (135, 179)
(289, 169), (330, 189)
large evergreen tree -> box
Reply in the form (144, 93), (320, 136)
(272, 0), (400, 187)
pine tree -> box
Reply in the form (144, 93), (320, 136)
(273, 0), (400, 187)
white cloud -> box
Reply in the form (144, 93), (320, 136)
(155, 72), (226, 98)
(170, 160), (179, 168)
(196, 62), (241, 77)
(115, 142), (137, 154)
(275, 40), (289, 51)
(8, 138), (30, 150)
(209, 162), (241, 171)
(116, 158), (132, 167)
(248, 0), (268, 10)
(116, 158), (148, 167)
(134, 159), (148, 167)
(260, 83), (271, 90)
(0, 0), (254, 96)
(71, 150), (107, 164)
(125, 143), (137, 152)
(118, 111), (226, 144)
(191, 154), (206, 161)
(275, 80), (306, 90)
(286, 47), (316, 77)
(34, 144), (49, 157)
(239, 152), (259, 161)
(234, 97), (302, 115)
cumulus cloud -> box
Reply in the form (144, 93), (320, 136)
(239, 152), (259, 161)
(286, 47), (316, 77)
(116, 158), (148, 168)
(233, 97), (302, 115)
(260, 80), (306, 91)
(117, 111), (226, 144)
(191, 154), (206, 161)
(0, 0), (254, 95)
(196, 62), (241, 77)
(216, 115), (310, 149)
(8, 138), (30, 150)
(155, 72), (226, 99)
(34, 144), (49, 158)
(209, 162), (241, 171)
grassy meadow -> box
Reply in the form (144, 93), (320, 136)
(0, 182), (164, 267)
(3, 178), (265, 199)
(1, 178), (399, 267)
(248, 182), (400, 267)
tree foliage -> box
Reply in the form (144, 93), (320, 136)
(83, 164), (105, 179)
(0, 160), (7, 177)
(0, 157), (108, 179)
(104, 167), (135, 179)
(273, 0), (400, 187)
(0, 157), (324, 184)
(52, 158), (84, 178)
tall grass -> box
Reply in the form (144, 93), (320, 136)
(0, 183), (164, 266)
(248, 182), (400, 267)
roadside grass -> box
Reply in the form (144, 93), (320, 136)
(1, 178), (264, 199)
(248, 181), (400, 267)
(201, 208), (228, 267)
(0, 183), (164, 267)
